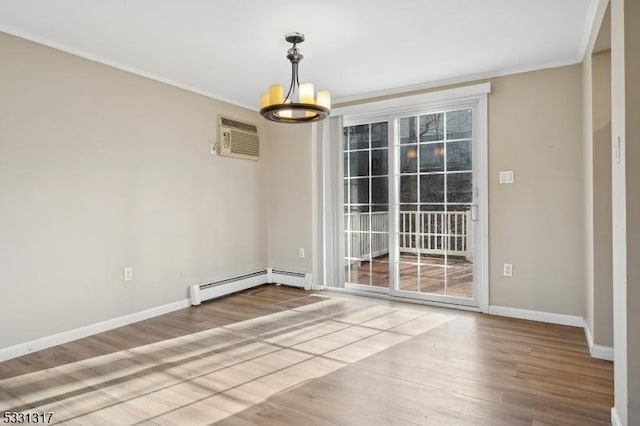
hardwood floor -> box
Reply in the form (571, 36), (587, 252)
(0, 285), (613, 425)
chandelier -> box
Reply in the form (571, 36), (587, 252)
(259, 32), (331, 123)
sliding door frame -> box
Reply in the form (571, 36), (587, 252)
(334, 84), (490, 313)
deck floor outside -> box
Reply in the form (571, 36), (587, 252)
(347, 254), (473, 298)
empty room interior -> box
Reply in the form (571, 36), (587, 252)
(0, 1), (638, 425)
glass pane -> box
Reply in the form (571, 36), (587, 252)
(419, 113), (444, 142)
(344, 231), (351, 257)
(399, 117), (418, 144)
(371, 209), (389, 233)
(418, 205), (446, 256)
(343, 179), (348, 204)
(371, 122), (388, 148)
(419, 143), (444, 172)
(446, 109), (472, 140)
(419, 203), (445, 213)
(446, 266), (473, 299)
(343, 152), (348, 177)
(419, 265), (445, 295)
(400, 176), (417, 203)
(346, 231), (368, 259)
(348, 124), (369, 150)
(372, 204), (390, 212)
(348, 211), (370, 233)
(349, 150), (369, 177)
(446, 173), (472, 203)
(351, 231), (371, 259)
(445, 205), (470, 249)
(399, 203), (418, 212)
(419, 204), (445, 238)
(398, 263), (419, 292)
(419, 252), (446, 266)
(371, 177), (388, 204)
(347, 260), (370, 285)
(447, 140), (472, 172)
(371, 149), (388, 176)
(349, 178), (369, 204)
(370, 261), (388, 289)
(400, 146), (418, 173)
(343, 127), (348, 150)
(398, 206), (417, 254)
(420, 174), (445, 203)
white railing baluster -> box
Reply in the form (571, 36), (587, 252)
(454, 212), (458, 252)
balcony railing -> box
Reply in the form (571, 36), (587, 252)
(345, 210), (472, 262)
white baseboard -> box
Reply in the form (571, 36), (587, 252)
(611, 407), (622, 426)
(583, 324), (614, 361)
(591, 344), (614, 361)
(488, 305), (584, 327)
(0, 299), (190, 363)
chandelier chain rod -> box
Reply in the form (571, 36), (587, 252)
(284, 62), (299, 104)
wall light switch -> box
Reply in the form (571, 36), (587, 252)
(499, 170), (514, 184)
(503, 263), (513, 277)
(298, 248), (305, 258)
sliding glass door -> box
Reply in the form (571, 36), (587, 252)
(343, 122), (390, 292)
(342, 104), (482, 308)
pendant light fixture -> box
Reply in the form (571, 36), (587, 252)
(259, 32), (331, 123)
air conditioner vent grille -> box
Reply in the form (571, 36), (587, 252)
(220, 117), (258, 133)
(229, 130), (259, 157)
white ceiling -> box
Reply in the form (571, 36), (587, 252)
(0, 0), (597, 109)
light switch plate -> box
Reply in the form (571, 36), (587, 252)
(503, 263), (513, 277)
(499, 170), (514, 184)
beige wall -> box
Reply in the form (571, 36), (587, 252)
(265, 121), (314, 273)
(591, 50), (614, 348)
(0, 32), (268, 349)
(487, 65), (584, 315)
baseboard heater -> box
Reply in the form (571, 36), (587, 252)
(190, 270), (268, 306)
(269, 268), (311, 289)
(189, 268), (312, 306)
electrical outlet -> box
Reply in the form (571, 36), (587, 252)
(298, 248), (305, 258)
(503, 263), (513, 277)
(124, 267), (133, 282)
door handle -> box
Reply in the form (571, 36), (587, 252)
(470, 205), (479, 222)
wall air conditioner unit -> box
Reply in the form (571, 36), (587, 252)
(218, 116), (260, 160)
